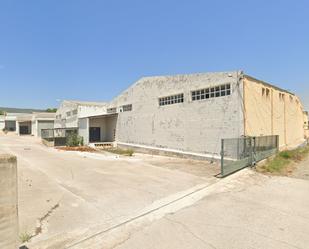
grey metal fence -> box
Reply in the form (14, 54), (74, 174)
(220, 135), (279, 177)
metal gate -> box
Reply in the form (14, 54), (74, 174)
(220, 135), (279, 177)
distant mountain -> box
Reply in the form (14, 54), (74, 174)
(0, 107), (45, 114)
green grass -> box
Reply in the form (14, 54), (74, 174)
(264, 156), (290, 173)
(260, 145), (309, 174)
(104, 147), (134, 156)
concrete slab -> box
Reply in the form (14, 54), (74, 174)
(114, 170), (309, 249)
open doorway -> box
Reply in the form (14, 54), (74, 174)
(88, 114), (117, 143)
(89, 127), (101, 142)
(19, 121), (32, 135)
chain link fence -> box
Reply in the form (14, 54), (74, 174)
(221, 135), (279, 177)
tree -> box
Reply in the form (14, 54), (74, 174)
(46, 108), (57, 113)
(0, 110), (5, 115)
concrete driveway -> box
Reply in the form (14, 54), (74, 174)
(113, 170), (309, 249)
(1, 134), (308, 249)
(0, 134), (219, 248)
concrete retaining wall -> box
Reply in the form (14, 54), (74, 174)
(0, 154), (18, 249)
(117, 142), (221, 161)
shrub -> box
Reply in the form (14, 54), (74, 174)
(66, 133), (84, 147)
(126, 149), (134, 156)
(19, 232), (32, 243)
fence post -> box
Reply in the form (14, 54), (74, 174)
(220, 139), (224, 176)
(250, 137), (255, 166)
(276, 135), (279, 152)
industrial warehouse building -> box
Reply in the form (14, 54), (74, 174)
(16, 112), (55, 137)
(0, 108), (55, 137)
(55, 71), (307, 158)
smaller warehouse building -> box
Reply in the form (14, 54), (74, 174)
(54, 100), (107, 130)
(3, 113), (25, 131)
(16, 112), (55, 137)
(0, 107), (47, 133)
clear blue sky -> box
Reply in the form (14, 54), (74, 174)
(0, 0), (308, 110)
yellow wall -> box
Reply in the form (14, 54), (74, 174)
(244, 76), (305, 149)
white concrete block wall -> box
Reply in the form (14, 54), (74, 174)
(78, 118), (89, 145)
(110, 71), (244, 155)
(55, 101), (79, 128)
(55, 101), (107, 129)
(78, 105), (107, 119)
(31, 120), (37, 136)
(0, 116), (4, 130)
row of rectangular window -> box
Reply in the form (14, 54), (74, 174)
(56, 109), (78, 119)
(65, 109), (78, 117)
(107, 104), (133, 113)
(192, 84), (231, 101)
(159, 94), (184, 106)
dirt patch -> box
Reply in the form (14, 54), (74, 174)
(102, 147), (134, 156)
(57, 146), (97, 152)
(291, 156), (309, 180)
(138, 155), (220, 178)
